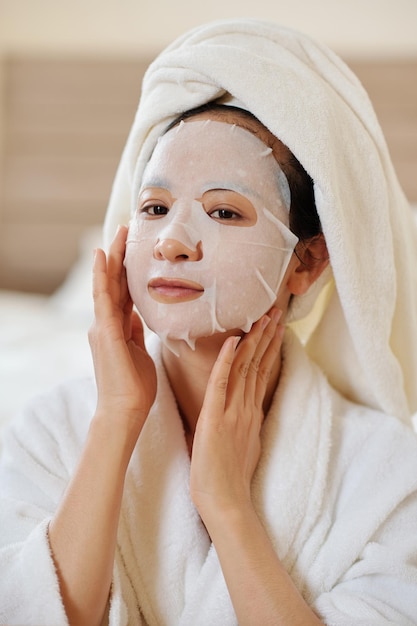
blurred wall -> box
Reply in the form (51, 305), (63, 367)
(0, 0), (416, 293)
(0, 0), (417, 58)
(0, 0), (415, 186)
(0, 0), (415, 159)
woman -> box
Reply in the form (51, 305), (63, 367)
(1, 19), (417, 626)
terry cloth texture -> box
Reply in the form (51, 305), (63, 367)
(1, 332), (417, 625)
(103, 18), (417, 424)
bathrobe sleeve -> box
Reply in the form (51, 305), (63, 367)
(0, 377), (96, 626)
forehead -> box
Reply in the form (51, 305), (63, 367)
(176, 109), (290, 166)
(142, 118), (288, 202)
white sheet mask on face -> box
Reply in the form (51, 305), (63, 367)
(125, 119), (298, 353)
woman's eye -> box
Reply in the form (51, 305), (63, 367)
(209, 208), (240, 220)
(141, 204), (169, 216)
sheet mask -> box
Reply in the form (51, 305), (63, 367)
(125, 119), (298, 352)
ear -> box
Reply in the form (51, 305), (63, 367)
(287, 234), (329, 296)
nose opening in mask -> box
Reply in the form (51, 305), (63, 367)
(153, 237), (203, 262)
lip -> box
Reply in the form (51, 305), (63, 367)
(148, 277), (204, 303)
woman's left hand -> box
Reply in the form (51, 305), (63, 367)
(190, 308), (284, 522)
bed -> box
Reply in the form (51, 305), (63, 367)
(0, 56), (416, 435)
(0, 226), (100, 432)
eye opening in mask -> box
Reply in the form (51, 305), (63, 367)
(164, 102), (323, 247)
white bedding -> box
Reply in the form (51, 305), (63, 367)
(0, 227), (101, 434)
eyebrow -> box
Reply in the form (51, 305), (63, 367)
(201, 182), (262, 201)
(140, 176), (171, 191)
(140, 179), (263, 202)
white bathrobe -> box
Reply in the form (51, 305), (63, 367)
(2, 17), (417, 626)
(1, 332), (417, 626)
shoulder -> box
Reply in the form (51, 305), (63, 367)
(334, 394), (417, 469)
(326, 392), (417, 523)
(285, 331), (417, 504)
(284, 330), (417, 480)
(0, 377), (97, 521)
(1, 376), (97, 469)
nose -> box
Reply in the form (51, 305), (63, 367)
(153, 238), (203, 262)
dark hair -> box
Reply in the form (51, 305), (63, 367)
(165, 103), (322, 242)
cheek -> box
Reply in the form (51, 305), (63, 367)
(211, 241), (273, 312)
(124, 241), (153, 305)
(214, 235), (278, 286)
(211, 234), (294, 327)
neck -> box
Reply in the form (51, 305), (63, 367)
(161, 333), (228, 437)
(161, 331), (283, 450)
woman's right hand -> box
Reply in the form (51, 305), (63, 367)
(49, 225), (156, 626)
(88, 225), (157, 437)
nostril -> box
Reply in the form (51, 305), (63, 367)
(153, 239), (165, 260)
(194, 241), (203, 261)
(154, 238), (203, 262)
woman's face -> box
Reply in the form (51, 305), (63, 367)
(124, 118), (298, 351)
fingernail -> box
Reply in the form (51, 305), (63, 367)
(233, 336), (241, 350)
(271, 308), (282, 323)
(261, 315), (271, 330)
(116, 224), (127, 235)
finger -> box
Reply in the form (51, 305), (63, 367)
(254, 321), (285, 410)
(227, 314), (270, 397)
(248, 307), (282, 391)
(245, 308), (282, 404)
(107, 225), (129, 305)
(201, 335), (240, 417)
(119, 259), (130, 311)
(255, 307), (282, 359)
(92, 248), (114, 323)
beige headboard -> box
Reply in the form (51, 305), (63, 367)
(0, 57), (416, 294)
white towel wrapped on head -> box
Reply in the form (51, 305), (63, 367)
(104, 18), (417, 423)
